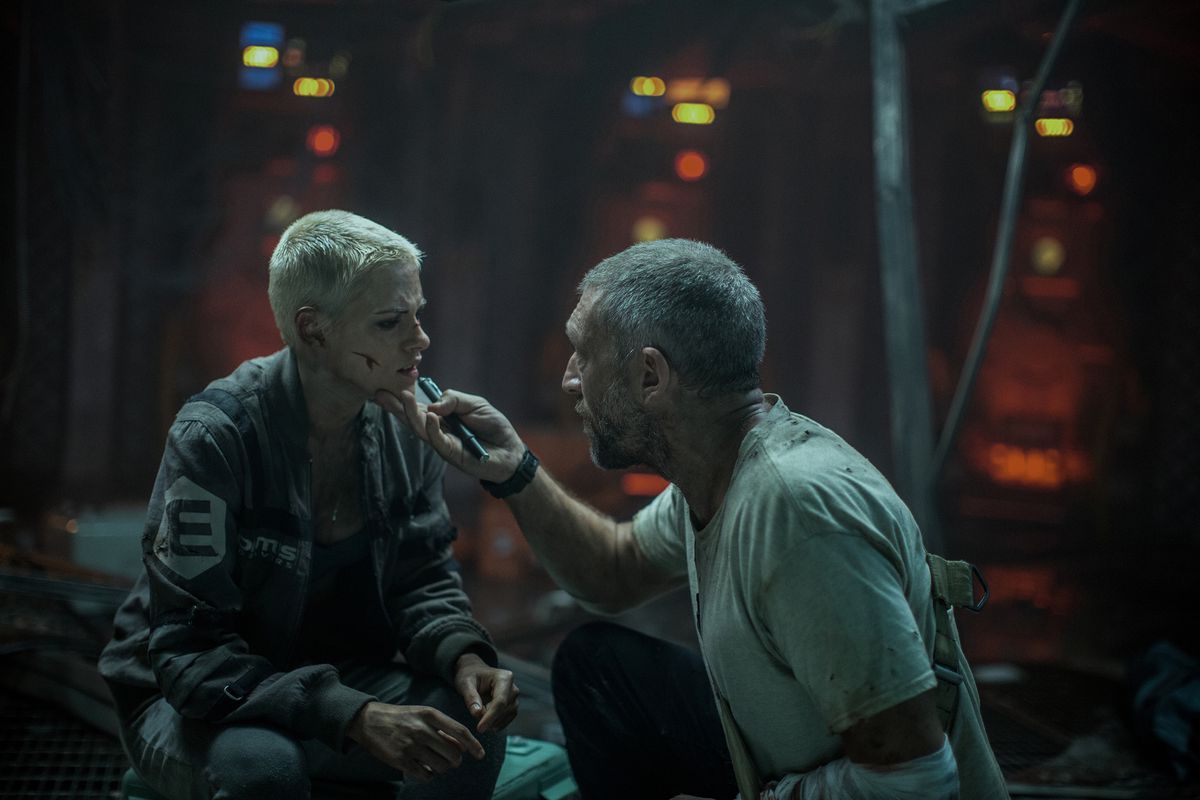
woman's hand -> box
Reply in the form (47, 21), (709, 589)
(374, 387), (526, 483)
(347, 700), (485, 783)
(453, 652), (520, 733)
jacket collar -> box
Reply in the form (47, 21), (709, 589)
(262, 348), (313, 455)
(263, 345), (386, 458)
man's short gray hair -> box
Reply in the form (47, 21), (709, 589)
(579, 239), (766, 396)
(268, 210), (422, 347)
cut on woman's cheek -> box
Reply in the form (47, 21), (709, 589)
(353, 351), (381, 371)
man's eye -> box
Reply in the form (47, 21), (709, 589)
(377, 319), (399, 331)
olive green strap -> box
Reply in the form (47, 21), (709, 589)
(926, 553), (988, 731)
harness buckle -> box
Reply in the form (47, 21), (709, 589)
(967, 563), (989, 612)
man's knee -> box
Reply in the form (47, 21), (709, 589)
(552, 621), (636, 699)
(205, 725), (308, 799)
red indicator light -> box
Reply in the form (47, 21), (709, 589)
(674, 150), (708, 181)
(306, 125), (340, 157)
(1066, 163), (1097, 195)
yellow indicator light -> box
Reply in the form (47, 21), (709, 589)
(293, 77), (335, 97)
(671, 102), (715, 125)
(1035, 118), (1074, 137)
(1030, 236), (1066, 275)
(981, 89), (1016, 113)
(632, 216), (667, 242)
(630, 76), (666, 96)
(243, 46), (280, 68)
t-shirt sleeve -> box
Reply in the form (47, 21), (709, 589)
(630, 485), (688, 578)
(758, 532), (936, 735)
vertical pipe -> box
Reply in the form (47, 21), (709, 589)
(870, 0), (942, 551)
(931, 0), (1084, 479)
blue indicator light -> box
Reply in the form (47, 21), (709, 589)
(240, 21), (284, 48)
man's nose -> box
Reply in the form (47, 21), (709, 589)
(562, 353), (581, 395)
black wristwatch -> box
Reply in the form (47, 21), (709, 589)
(480, 449), (539, 499)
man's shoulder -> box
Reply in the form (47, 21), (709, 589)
(738, 415), (879, 497)
(728, 413), (910, 542)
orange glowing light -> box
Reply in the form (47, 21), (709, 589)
(243, 46), (280, 68)
(621, 473), (670, 496)
(1035, 118), (1074, 137)
(306, 125), (340, 157)
(630, 76), (666, 97)
(973, 441), (1092, 490)
(1066, 164), (1097, 195)
(674, 150), (708, 181)
(672, 102), (715, 125)
(987, 443), (1063, 488)
(981, 89), (1016, 113)
(701, 78), (730, 109)
(666, 78), (731, 109)
(293, 77), (335, 97)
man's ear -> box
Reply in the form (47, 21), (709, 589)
(639, 346), (673, 408)
(295, 307), (326, 348)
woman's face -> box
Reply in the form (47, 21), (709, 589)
(323, 262), (430, 398)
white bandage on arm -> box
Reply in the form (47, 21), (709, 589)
(764, 735), (959, 800)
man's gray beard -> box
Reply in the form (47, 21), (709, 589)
(584, 383), (670, 473)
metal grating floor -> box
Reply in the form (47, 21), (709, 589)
(0, 689), (125, 800)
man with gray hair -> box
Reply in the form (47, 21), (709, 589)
(381, 238), (1008, 799)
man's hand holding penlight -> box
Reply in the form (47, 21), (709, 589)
(374, 388), (526, 483)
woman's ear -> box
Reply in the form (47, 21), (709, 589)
(295, 307), (326, 348)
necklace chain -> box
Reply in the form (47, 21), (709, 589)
(316, 430), (357, 527)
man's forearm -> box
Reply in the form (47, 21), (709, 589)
(761, 736), (958, 800)
(504, 468), (632, 612)
(503, 462), (684, 613)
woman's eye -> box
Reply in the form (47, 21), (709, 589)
(377, 319), (399, 331)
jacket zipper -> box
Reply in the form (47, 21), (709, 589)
(281, 456), (314, 667)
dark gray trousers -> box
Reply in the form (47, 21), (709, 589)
(119, 661), (505, 800)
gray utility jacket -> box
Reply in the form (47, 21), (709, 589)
(99, 348), (496, 751)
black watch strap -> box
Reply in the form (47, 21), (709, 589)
(481, 449), (539, 499)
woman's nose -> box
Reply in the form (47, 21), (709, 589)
(408, 323), (430, 353)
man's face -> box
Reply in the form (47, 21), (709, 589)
(562, 292), (656, 469)
(323, 262), (430, 398)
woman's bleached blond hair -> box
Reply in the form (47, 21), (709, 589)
(268, 210), (423, 347)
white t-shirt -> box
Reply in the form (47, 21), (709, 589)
(632, 396), (1009, 798)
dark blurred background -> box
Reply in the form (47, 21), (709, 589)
(2, 0), (1199, 794)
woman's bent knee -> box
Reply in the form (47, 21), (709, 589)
(204, 725), (309, 799)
